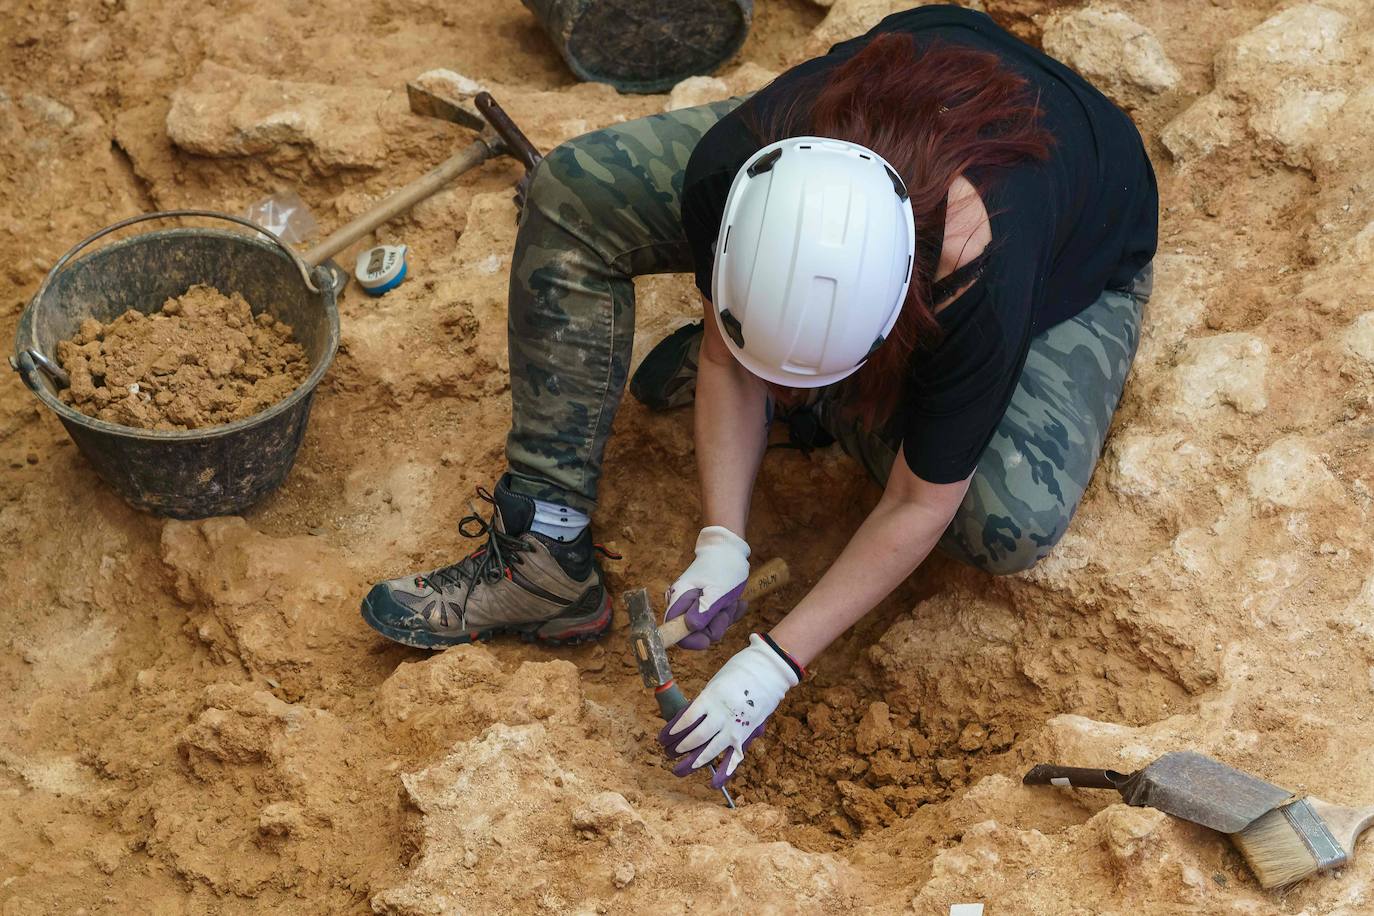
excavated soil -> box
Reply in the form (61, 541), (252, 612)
(4, 0), (1374, 913)
(57, 284), (309, 430)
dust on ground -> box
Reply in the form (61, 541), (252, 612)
(4, 0), (1374, 914)
(57, 284), (309, 430)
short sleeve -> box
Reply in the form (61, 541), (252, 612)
(682, 110), (766, 301)
(681, 165), (734, 301)
(900, 286), (1027, 483)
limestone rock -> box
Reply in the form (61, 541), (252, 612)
(1160, 93), (1239, 163)
(1107, 432), (1212, 501)
(1344, 311), (1374, 363)
(571, 791), (646, 838)
(1168, 332), (1269, 416)
(258, 801), (306, 837)
(412, 68), (488, 103)
(1135, 253), (1213, 363)
(167, 61), (392, 169)
(1041, 5), (1179, 106)
(19, 93), (77, 129)
(665, 76), (729, 112)
(1352, 222), (1374, 265)
(664, 64), (778, 112)
(811, 0), (913, 50)
(1213, 4), (1352, 90)
(1100, 805), (1172, 866)
(373, 722), (860, 913)
(1246, 82), (1347, 168)
(1245, 437), (1337, 510)
(727, 62), (781, 95)
(1163, 4), (1355, 167)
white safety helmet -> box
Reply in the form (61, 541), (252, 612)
(710, 136), (917, 388)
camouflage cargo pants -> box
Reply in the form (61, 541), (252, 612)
(505, 99), (1150, 575)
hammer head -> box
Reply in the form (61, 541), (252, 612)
(625, 588), (673, 690)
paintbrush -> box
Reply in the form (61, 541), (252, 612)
(1231, 796), (1374, 888)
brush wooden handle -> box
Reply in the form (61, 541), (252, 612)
(658, 558), (791, 649)
(1023, 764), (1125, 791)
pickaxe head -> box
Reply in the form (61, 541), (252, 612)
(407, 79), (486, 133)
(407, 78), (542, 173)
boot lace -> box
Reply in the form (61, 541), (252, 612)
(424, 488), (532, 602)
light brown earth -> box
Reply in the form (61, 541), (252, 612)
(3, 0), (1374, 913)
(57, 284), (309, 430)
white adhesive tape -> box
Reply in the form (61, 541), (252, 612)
(1050, 777), (1071, 787)
(950, 905), (984, 916)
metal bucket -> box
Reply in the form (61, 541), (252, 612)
(12, 211), (343, 519)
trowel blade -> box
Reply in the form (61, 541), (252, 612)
(1117, 751), (1294, 834)
(406, 83), (486, 133)
(625, 588), (673, 691)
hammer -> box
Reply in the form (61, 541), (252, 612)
(625, 558), (790, 807)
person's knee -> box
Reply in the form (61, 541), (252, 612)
(978, 516), (1068, 575)
(524, 141), (583, 208)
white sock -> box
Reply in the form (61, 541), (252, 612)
(530, 498), (590, 542)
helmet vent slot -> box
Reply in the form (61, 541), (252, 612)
(719, 309), (746, 348)
(747, 147), (783, 177)
(885, 164), (909, 201)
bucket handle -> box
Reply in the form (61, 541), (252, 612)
(30, 210), (323, 306)
(10, 349), (70, 393)
(15, 209), (327, 397)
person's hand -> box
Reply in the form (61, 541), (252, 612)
(665, 526), (750, 649)
(658, 633), (801, 788)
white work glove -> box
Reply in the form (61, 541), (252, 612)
(658, 633), (801, 788)
(664, 526), (750, 650)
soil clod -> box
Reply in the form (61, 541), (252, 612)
(57, 284), (309, 430)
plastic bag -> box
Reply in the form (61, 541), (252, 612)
(244, 191), (318, 246)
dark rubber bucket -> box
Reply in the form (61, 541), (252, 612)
(522, 0), (753, 94)
(12, 210), (343, 519)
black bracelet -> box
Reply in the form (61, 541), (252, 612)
(760, 632), (805, 681)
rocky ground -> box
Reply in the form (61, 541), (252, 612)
(3, 0), (1374, 913)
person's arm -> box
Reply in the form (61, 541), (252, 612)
(770, 449), (971, 666)
(660, 449), (971, 785)
(694, 296), (770, 538)
(660, 298), (772, 648)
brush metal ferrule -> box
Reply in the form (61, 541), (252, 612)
(1284, 799), (1348, 870)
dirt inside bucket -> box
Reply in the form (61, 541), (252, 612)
(56, 284), (310, 430)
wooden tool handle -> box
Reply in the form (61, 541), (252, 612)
(302, 140), (492, 267)
(658, 557), (791, 649)
(1022, 764), (1124, 791)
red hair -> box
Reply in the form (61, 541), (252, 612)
(756, 34), (1053, 424)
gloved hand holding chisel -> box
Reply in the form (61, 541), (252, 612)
(658, 632), (805, 789)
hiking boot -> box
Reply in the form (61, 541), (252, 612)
(360, 475), (612, 649)
(629, 320), (703, 410)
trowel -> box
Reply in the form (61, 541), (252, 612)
(625, 558), (790, 808)
(1023, 751), (1295, 834)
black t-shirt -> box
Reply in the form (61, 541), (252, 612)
(681, 5), (1158, 483)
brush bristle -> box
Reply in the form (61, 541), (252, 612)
(1232, 807), (1320, 888)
